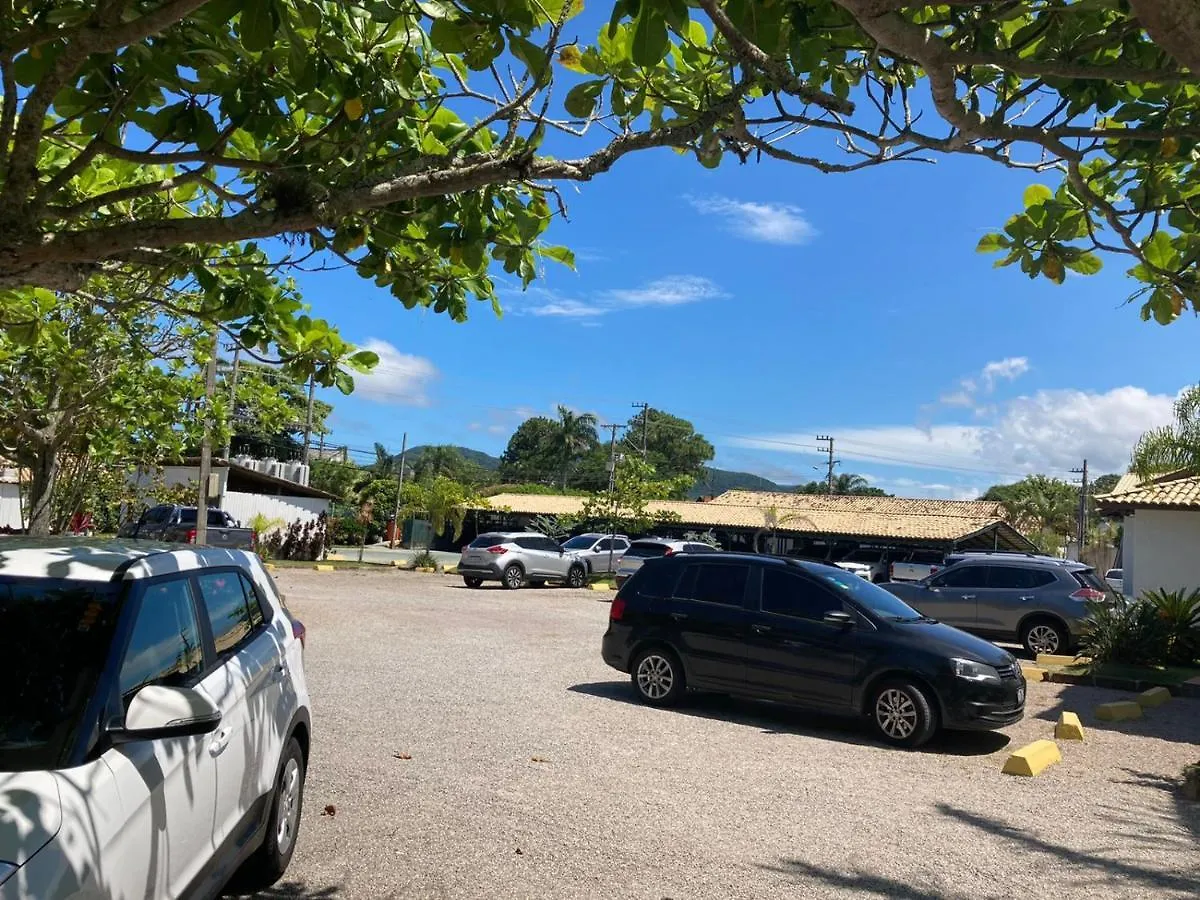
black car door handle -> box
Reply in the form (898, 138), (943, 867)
(751, 623), (772, 634)
(670, 612), (688, 621)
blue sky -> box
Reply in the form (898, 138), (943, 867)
(294, 62), (1196, 499)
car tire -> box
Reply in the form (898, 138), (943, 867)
(231, 736), (306, 891)
(1021, 618), (1068, 657)
(869, 679), (938, 749)
(566, 565), (586, 589)
(463, 576), (483, 588)
(502, 564), (525, 590)
(630, 647), (686, 707)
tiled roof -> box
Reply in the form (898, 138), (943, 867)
(1095, 471), (1200, 512)
(476, 492), (1026, 545)
(708, 490), (1006, 519)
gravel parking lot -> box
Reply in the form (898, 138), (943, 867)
(249, 568), (1200, 900)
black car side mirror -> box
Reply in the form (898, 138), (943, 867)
(823, 610), (855, 627)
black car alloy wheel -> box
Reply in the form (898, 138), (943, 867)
(631, 647), (685, 707)
(567, 565), (585, 588)
(870, 679), (937, 748)
(502, 564), (524, 589)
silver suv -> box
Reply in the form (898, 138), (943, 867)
(458, 532), (587, 589)
(883, 551), (1115, 656)
(561, 533), (630, 575)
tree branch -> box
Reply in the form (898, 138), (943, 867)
(1128, 0), (1200, 75)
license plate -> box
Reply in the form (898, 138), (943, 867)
(1017, 686), (1025, 704)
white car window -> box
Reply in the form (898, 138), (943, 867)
(119, 577), (204, 700)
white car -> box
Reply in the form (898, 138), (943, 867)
(1105, 568), (1125, 595)
(614, 538), (720, 587)
(560, 533), (631, 576)
(0, 541), (311, 900)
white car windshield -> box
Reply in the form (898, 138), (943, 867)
(561, 536), (597, 550)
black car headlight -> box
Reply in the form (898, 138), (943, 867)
(950, 657), (1002, 684)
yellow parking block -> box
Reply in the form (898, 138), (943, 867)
(590, 582), (615, 592)
(1095, 700), (1142, 722)
(1020, 664), (1048, 683)
(1055, 712), (1085, 741)
(1036, 653), (1088, 667)
(1137, 686), (1172, 708)
(1002, 740), (1062, 777)
(313, 564), (334, 572)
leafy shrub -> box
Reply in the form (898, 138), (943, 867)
(1144, 588), (1200, 666)
(261, 513), (330, 562)
(1080, 596), (1170, 666)
(412, 550), (438, 569)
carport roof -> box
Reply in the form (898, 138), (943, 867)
(474, 492), (1033, 548)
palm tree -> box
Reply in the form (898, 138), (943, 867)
(998, 475), (1077, 540)
(832, 473), (869, 494)
(413, 445), (464, 483)
(551, 405), (597, 490)
(372, 442), (395, 476)
(1132, 384), (1200, 476)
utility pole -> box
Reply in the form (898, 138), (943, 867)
(301, 374), (316, 464)
(632, 402), (649, 459)
(195, 327), (220, 545)
(1071, 459), (1089, 553)
(603, 423), (621, 575)
(389, 433), (408, 550)
(221, 345), (240, 459)
(816, 435), (837, 494)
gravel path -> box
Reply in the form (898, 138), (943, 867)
(249, 569), (1200, 900)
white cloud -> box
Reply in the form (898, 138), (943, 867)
(350, 339), (439, 406)
(730, 385), (1178, 480)
(981, 356), (1030, 390)
(604, 275), (726, 307)
(687, 195), (817, 245)
(511, 275), (725, 318)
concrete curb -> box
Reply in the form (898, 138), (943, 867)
(1002, 740), (1062, 777)
(590, 582), (615, 592)
(1020, 664), (1048, 683)
(313, 564), (334, 572)
(1137, 686), (1171, 708)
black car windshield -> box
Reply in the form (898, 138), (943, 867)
(0, 577), (121, 771)
(561, 536), (597, 550)
(810, 567), (926, 620)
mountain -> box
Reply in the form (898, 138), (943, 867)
(688, 467), (786, 499)
(406, 445), (501, 470)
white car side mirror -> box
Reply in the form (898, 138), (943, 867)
(109, 685), (222, 743)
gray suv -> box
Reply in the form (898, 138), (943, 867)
(561, 533), (630, 575)
(458, 532), (587, 590)
(883, 552), (1114, 656)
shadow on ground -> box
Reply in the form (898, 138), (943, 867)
(762, 798), (1199, 898)
(569, 681), (1010, 756)
(227, 882), (341, 899)
(1032, 683), (1200, 747)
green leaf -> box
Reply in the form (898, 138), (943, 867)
(540, 245), (576, 269)
(1142, 231), (1178, 270)
(975, 233), (1009, 253)
(564, 80), (605, 118)
(1064, 253), (1103, 275)
(661, 0), (688, 31)
(347, 350), (380, 371)
(631, 7), (669, 67)
(429, 18), (469, 53)
(510, 35), (549, 81)
(1023, 183), (1053, 209)
(240, 0), (277, 52)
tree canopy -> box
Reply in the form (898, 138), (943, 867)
(793, 472), (889, 496)
(2, 0), (1199, 327)
(628, 407), (714, 483)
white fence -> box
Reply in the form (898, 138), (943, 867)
(220, 490), (328, 528)
(0, 482), (21, 529)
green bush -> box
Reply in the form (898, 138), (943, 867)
(412, 550), (438, 569)
(1081, 588), (1200, 667)
(1144, 588), (1200, 666)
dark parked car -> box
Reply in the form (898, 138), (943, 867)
(117, 504), (255, 549)
(602, 552), (1025, 748)
(882, 551), (1114, 657)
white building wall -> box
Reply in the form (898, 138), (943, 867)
(1127, 509), (1200, 598)
(0, 482), (22, 529)
(220, 490), (328, 527)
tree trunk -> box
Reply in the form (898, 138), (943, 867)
(26, 440), (60, 537)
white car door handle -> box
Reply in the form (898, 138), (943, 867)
(961, 594), (976, 600)
(209, 728), (232, 757)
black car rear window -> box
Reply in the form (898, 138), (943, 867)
(469, 534), (505, 548)
(178, 508), (233, 527)
(623, 559), (679, 599)
(625, 542), (670, 559)
(675, 563), (748, 606)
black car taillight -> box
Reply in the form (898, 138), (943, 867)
(610, 597), (626, 621)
